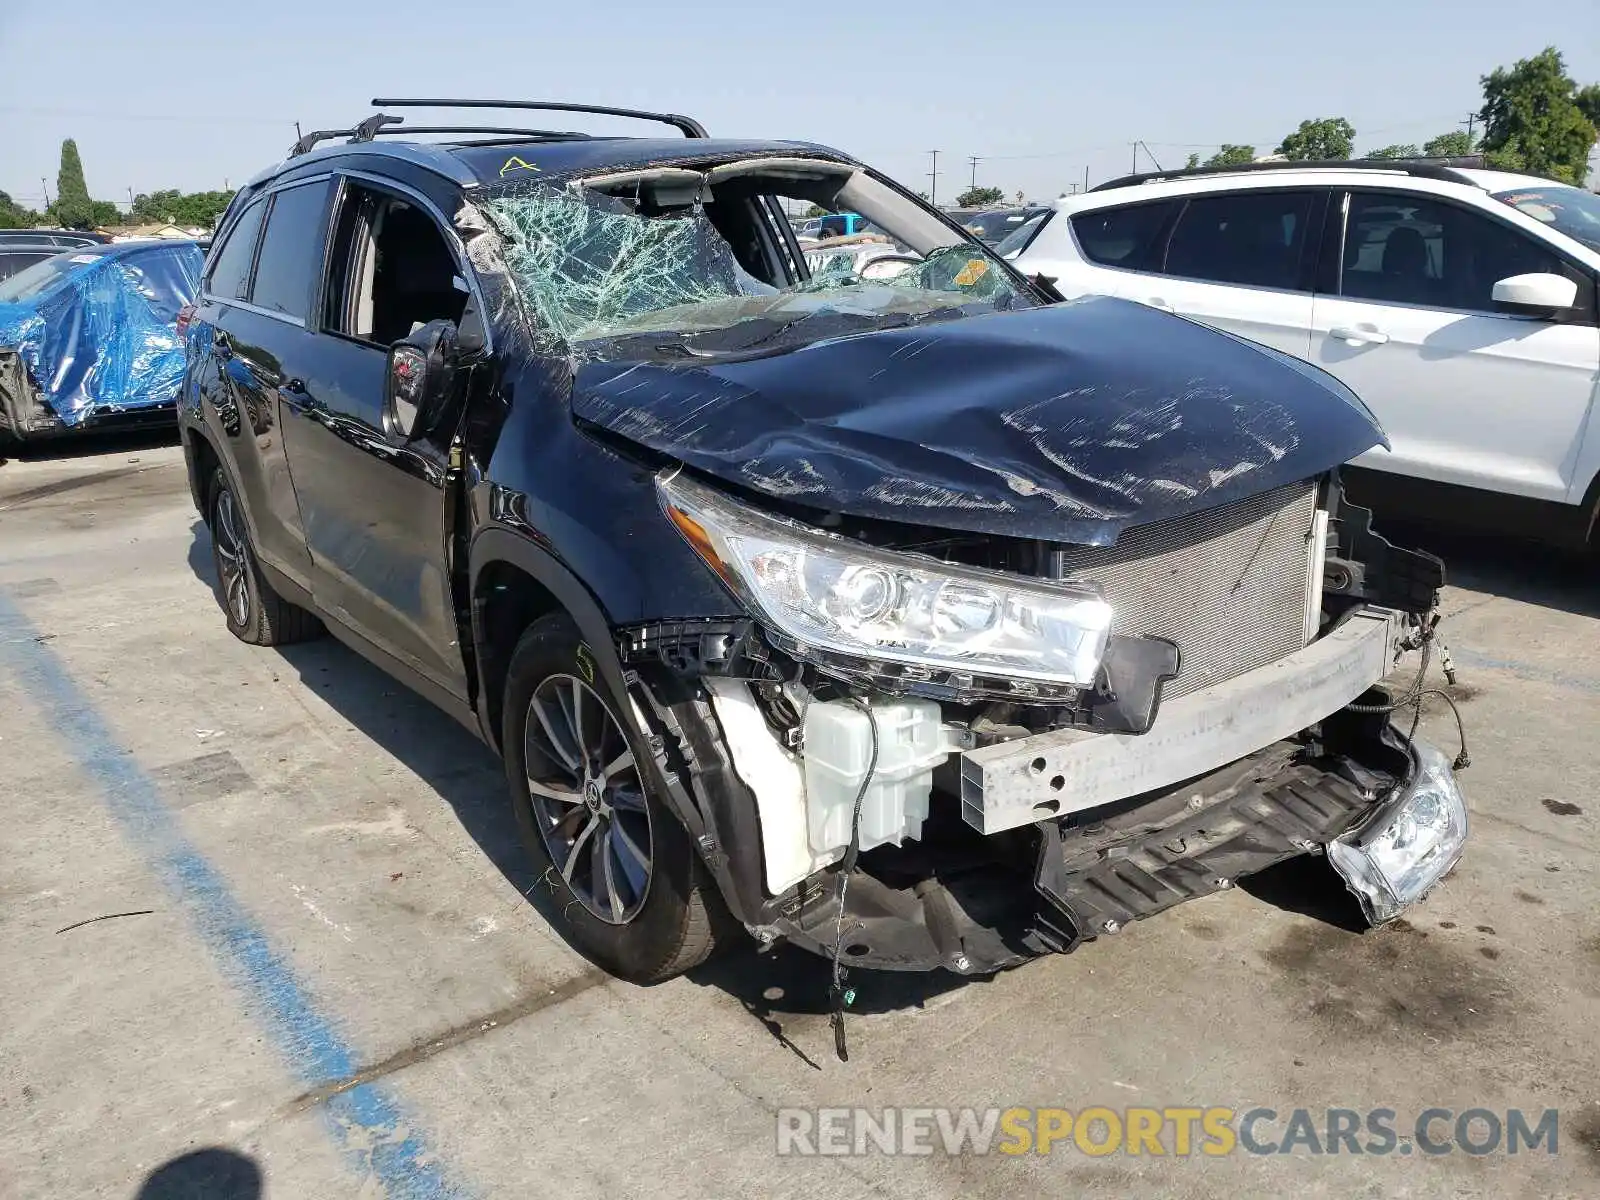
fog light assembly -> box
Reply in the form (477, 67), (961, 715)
(1327, 739), (1469, 925)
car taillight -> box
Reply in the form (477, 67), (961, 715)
(175, 303), (195, 340)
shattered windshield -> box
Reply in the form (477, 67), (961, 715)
(485, 168), (1034, 359)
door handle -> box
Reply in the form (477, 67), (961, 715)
(1329, 325), (1390, 346)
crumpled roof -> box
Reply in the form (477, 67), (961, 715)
(0, 242), (202, 425)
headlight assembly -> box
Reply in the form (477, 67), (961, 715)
(657, 470), (1113, 693)
(1328, 738), (1469, 924)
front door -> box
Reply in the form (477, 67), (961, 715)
(278, 176), (475, 698)
(1312, 189), (1600, 501)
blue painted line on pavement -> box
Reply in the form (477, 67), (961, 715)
(0, 592), (469, 1199)
(1451, 646), (1600, 697)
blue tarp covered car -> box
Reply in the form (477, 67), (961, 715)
(0, 240), (202, 443)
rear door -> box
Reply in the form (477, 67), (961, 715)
(195, 192), (318, 593)
(1123, 187), (1327, 358)
(277, 172), (476, 699)
(1311, 189), (1600, 501)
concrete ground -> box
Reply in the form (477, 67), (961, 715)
(1, 435), (1597, 1200)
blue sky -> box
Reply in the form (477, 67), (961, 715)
(2, 0), (1596, 210)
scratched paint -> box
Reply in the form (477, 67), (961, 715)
(571, 297), (1386, 546)
(0, 591), (470, 1200)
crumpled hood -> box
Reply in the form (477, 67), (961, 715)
(570, 296), (1386, 545)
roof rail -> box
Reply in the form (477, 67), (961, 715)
(370, 125), (595, 142)
(1092, 155), (1488, 192)
(370, 98), (708, 139)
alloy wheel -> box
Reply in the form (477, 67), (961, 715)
(524, 673), (654, 924)
(213, 487), (251, 627)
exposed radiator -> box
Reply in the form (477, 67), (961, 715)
(1050, 480), (1321, 699)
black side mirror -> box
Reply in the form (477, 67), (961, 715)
(385, 319), (458, 440)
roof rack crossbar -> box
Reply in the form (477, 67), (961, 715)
(369, 125), (594, 141)
(1092, 155), (1487, 192)
(290, 113), (404, 157)
(370, 97), (708, 139)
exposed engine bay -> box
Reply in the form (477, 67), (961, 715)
(615, 467), (1467, 979)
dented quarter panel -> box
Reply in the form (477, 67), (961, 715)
(571, 296), (1388, 546)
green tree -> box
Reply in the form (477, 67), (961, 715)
(1478, 47), (1598, 184)
(1184, 152), (1201, 169)
(1276, 118), (1356, 161)
(955, 185), (1006, 208)
(53, 138), (93, 229)
(1367, 143), (1421, 160)
(1204, 144), (1256, 167)
(130, 188), (236, 229)
(1422, 130), (1475, 157)
(0, 190), (38, 229)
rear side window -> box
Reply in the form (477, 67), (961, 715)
(250, 181), (332, 321)
(1163, 191), (1316, 290)
(207, 199), (266, 300)
(1069, 201), (1177, 269)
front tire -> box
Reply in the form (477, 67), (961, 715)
(503, 613), (728, 983)
(206, 466), (321, 646)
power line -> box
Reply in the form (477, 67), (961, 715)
(0, 104), (290, 128)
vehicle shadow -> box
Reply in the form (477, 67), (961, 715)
(0, 426), (179, 467)
(1238, 857), (1367, 933)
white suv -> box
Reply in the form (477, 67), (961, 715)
(1009, 161), (1600, 550)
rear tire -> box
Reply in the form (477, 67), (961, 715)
(206, 466), (321, 646)
(503, 613), (728, 983)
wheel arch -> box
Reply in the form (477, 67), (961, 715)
(469, 528), (629, 756)
(183, 424), (222, 519)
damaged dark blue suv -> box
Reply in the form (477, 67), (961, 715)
(180, 100), (1468, 1000)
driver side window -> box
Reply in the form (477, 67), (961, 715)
(323, 181), (469, 345)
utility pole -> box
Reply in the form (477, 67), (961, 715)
(927, 150), (940, 206)
(1084, 165), (1090, 192)
(968, 155), (980, 191)
(1131, 142), (1139, 173)
(1459, 113), (1477, 148)
(40, 177), (50, 207)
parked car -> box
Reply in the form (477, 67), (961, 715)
(1012, 159), (1600, 550)
(962, 205), (1050, 246)
(0, 240), (203, 445)
(0, 228), (112, 249)
(815, 211), (871, 238)
(0, 245), (60, 284)
(181, 99), (1464, 998)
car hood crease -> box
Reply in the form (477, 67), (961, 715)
(570, 296), (1387, 544)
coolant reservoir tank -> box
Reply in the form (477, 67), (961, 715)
(803, 698), (951, 855)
